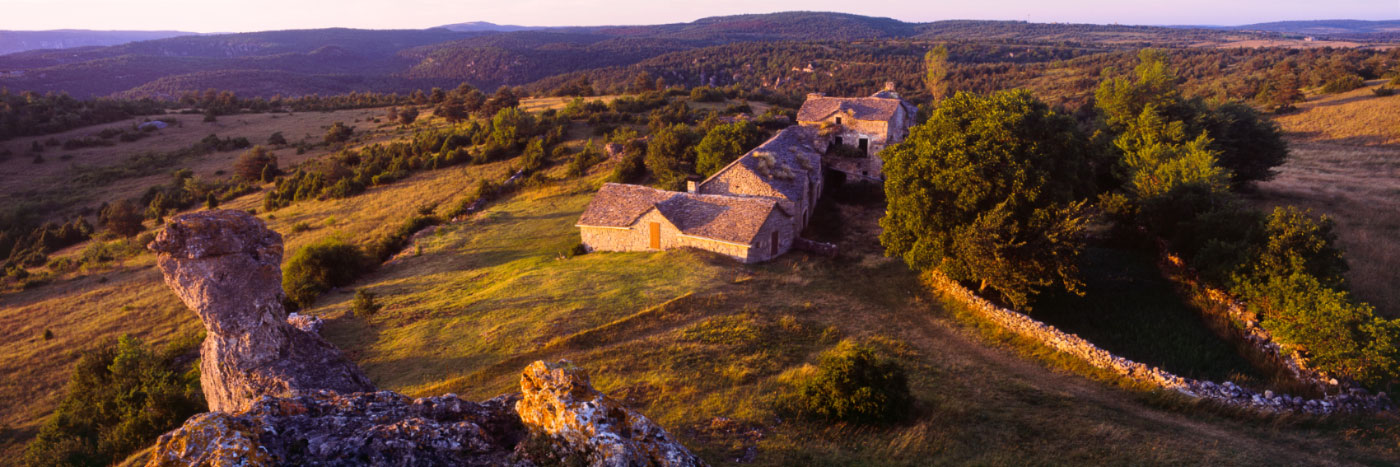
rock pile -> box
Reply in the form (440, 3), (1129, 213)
(147, 210), (704, 466)
(149, 210), (375, 413)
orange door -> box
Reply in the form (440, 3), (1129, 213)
(649, 222), (661, 249)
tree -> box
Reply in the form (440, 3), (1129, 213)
(283, 237), (373, 309)
(435, 97), (467, 124)
(487, 107), (536, 150)
(695, 121), (766, 176)
(461, 89), (486, 114)
(429, 87), (446, 104)
(481, 87), (520, 117)
(645, 124), (698, 190)
(1256, 60), (1306, 113)
(1095, 49), (1185, 131)
(233, 146), (278, 181)
(205, 192), (219, 210)
(324, 122), (354, 144)
(267, 131), (287, 146)
(879, 90), (1093, 309)
(103, 200), (145, 237)
(1113, 105), (1229, 199)
(631, 71), (657, 92)
(398, 107), (419, 126)
(1200, 102), (1288, 187)
(924, 45), (951, 101)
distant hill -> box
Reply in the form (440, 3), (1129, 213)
(0, 12), (1319, 99)
(0, 29), (194, 55)
(437, 21), (543, 33)
(1229, 19), (1400, 36)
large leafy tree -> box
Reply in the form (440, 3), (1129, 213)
(923, 45), (951, 101)
(695, 121), (766, 176)
(880, 90), (1093, 309)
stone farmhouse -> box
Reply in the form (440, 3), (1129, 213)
(797, 83), (917, 181)
(576, 87), (913, 263)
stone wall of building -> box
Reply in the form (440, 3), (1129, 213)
(926, 270), (1392, 414)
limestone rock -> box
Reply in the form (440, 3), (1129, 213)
(147, 390), (526, 466)
(515, 361), (705, 467)
(286, 313), (323, 335)
(149, 210), (374, 413)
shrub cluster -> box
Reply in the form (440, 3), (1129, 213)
(776, 340), (912, 425)
(23, 334), (204, 467)
(283, 237), (375, 309)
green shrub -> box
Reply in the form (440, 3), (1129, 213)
(283, 237), (374, 309)
(352, 288), (382, 318)
(776, 340), (912, 425)
(1373, 87), (1396, 97)
(1321, 75), (1365, 94)
(23, 334), (204, 467)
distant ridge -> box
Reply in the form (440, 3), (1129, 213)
(437, 21), (543, 33)
(1180, 19), (1400, 37)
(0, 29), (194, 55)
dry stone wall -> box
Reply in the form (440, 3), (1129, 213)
(927, 271), (1392, 414)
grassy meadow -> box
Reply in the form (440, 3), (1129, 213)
(1254, 79), (1400, 318)
(3, 93), (1400, 464)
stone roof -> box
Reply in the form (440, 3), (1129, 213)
(576, 183), (780, 245)
(576, 183), (674, 228)
(699, 125), (823, 209)
(796, 94), (905, 123)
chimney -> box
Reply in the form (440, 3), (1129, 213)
(686, 177), (700, 193)
(883, 81), (896, 92)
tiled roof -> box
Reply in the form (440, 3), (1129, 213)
(577, 183), (780, 245)
(576, 183), (673, 228)
(797, 95), (904, 122)
(699, 125), (823, 207)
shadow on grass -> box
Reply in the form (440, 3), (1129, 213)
(1029, 246), (1269, 386)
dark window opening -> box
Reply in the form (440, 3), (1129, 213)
(771, 230), (780, 256)
(858, 138), (868, 155)
(834, 136), (843, 146)
(835, 117), (842, 125)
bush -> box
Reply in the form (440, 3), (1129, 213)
(283, 237), (374, 309)
(1321, 75), (1365, 94)
(1373, 87), (1396, 97)
(23, 334), (203, 467)
(775, 340), (912, 424)
(352, 288), (382, 318)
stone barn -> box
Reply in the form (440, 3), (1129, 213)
(577, 84), (908, 263)
(576, 184), (794, 263)
(797, 83), (916, 181)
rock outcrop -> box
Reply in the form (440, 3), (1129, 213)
(148, 362), (704, 466)
(148, 391), (526, 466)
(147, 210), (705, 466)
(149, 210), (374, 413)
(516, 361), (705, 467)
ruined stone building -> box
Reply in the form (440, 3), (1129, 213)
(576, 86), (913, 263)
(797, 83), (917, 181)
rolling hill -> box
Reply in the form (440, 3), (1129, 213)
(0, 29), (194, 56)
(0, 12), (1281, 100)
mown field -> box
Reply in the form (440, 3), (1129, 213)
(1254, 79), (1400, 318)
(3, 94), (1400, 465)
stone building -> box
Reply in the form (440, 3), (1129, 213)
(796, 83), (916, 181)
(577, 85), (909, 263)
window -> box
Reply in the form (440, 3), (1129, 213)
(835, 117), (842, 125)
(834, 136), (843, 146)
(858, 138), (868, 155)
(648, 222), (660, 249)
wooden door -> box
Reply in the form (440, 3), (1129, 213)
(649, 222), (661, 249)
(770, 230), (779, 256)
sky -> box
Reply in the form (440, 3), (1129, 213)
(1, 0), (1396, 32)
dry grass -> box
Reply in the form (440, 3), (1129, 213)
(1273, 80), (1400, 146)
(0, 107), (429, 223)
(1254, 80), (1400, 318)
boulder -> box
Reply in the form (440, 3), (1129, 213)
(515, 361), (705, 467)
(148, 210), (374, 413)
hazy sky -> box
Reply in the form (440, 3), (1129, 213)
(1, 0), (1396, 32)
